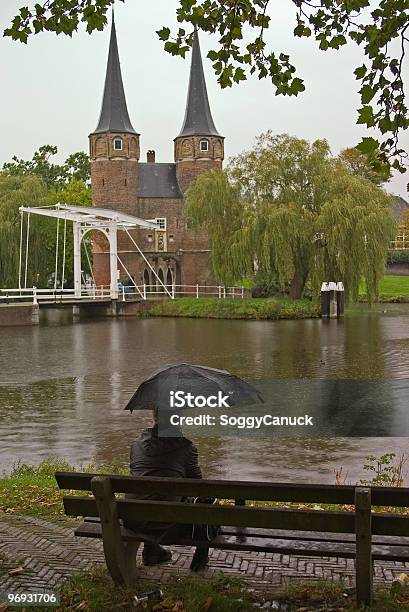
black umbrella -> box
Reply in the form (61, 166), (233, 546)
(124, 363), (264, 412)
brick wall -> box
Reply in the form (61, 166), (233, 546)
(175, 159), (222, 193)
(90, 159), (139, 212)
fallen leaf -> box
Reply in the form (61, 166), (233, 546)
(398, 572), (409, 584)
(156, 598), (176, 610)
(8, 566), (25, 576)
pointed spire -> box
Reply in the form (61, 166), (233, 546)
(178, 29), (221, 138)
(93, 16), (137, 135)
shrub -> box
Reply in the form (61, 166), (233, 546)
(387, 250), (409, 264)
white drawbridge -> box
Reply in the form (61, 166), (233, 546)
(0, 203), (246, 305)
(16, 203), (171, 300)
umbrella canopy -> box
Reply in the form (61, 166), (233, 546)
(124, 363), (264, 412)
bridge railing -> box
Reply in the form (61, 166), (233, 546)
(1, 284), (247, 304)
(119, 284), (246, 300)
(0, 287), (112, 304)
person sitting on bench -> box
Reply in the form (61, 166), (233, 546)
(124, 408), (209, 571)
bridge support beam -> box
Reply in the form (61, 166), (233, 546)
(109, 221), (118, 301)
(73, 222), (82, 299)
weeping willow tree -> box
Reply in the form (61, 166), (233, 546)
(0, 174), (50, 288)
(185, 133), (396, 302)
(0, 174), (92, 289)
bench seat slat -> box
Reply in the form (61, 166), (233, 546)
(77, 520), (409, 547)
(222, 527), (409, 547)
(73, 522), (409, 562)
(55, 472), (409, 507)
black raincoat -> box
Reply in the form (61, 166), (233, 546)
(123, 426), (202, 541)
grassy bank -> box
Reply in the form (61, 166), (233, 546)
(2, 456), (408, 522)
(0, 458), (127, 520)
(360, 275), (409, 302)
(20, 566), (409, 611)
(142, 297), (320, 320)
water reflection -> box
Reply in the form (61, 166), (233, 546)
(0, 304), (408, 483)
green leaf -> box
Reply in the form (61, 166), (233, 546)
(354, 65), (367, 79)
(357, 105), (375, 126)
(360, 84), (376, 104)
(233, 67), (246, 83)
(378, 116), (393, 134)
(294, 23), (305, 37)
(207, 50), (219, 61)
(157, 27), (171, 41)
(356, 137), (379, 155)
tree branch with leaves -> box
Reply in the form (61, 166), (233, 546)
(4, 0), (408, 172)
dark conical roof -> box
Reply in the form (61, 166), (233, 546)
(177, 29), (221, 138)
(92, 17), (137, 135)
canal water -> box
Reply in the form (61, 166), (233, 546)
(0, 304), (408, 484)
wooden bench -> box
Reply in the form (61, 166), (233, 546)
(55, 472), (409, 606)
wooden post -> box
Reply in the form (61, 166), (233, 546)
(234, 499), (246, 541)
(91, 476), (140, 586)
(355, 487), (372, 606)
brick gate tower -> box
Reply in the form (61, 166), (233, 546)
(89, 19), (224, 291)
(174, 29), (225, 193)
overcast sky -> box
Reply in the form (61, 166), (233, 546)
(0, 0), (407, 198)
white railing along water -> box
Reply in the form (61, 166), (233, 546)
(0, 285), (246, 305)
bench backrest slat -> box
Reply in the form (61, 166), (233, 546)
(55, 472), (409, 507)
(372, 514), (409, 537)
(63, 496), (355, 533)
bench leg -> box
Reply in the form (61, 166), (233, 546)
(91, 476), (139, 587)
(124, 541), (140, 585)
(355, 487), (373, 607)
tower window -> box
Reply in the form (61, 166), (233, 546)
(155, 218), (167, 231)
(113, 138), (123, 151)
(200, 140), (209, 152)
